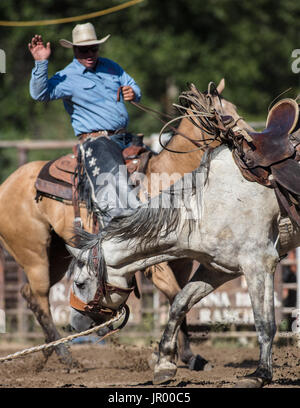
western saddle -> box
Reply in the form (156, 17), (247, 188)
(182, 83), (300, 247)
(243, 99), (299, 168)
(229, 97), (300, 244)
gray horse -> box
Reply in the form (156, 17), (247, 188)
(67, 89), (300, 387)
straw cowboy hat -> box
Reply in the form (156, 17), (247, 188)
(59, 22), (110, 48)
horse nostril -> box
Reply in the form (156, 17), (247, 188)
(62, 324), (75, 333)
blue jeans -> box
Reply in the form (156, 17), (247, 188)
(110, 132), (133, 150)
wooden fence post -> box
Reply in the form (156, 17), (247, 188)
(0, 246), (5, 310)
(17, 147), (28, 167)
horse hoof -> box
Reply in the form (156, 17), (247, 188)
(153, 361), (177, 385)
(34, 358), (48, 372)
(148, 352), (159, 370)
(69, 359), (85, 371)
(234, 377), (264, 388)
(188, 355), (213, 371)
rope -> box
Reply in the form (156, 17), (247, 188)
(156, 84), (225, 154)
(130, 99), (218, 154)
(0, 0), (144, 27)
(0, 307), (126, 363)
(158, 113), (218, 154)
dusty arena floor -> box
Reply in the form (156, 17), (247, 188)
(0, 341), (299, 389)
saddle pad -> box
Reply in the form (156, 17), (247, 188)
(271, 158), (300, 195)
(49, 153), (77, 185)
(36, 145), (152, 202)
(35, 160), (73, 201)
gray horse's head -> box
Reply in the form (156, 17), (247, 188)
(67, 245), (130, 335)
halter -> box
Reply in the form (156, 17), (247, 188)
(69, 227), (141, 322)
(70, 281), (135, 319)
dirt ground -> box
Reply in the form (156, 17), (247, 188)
(0, 339), (299, 389)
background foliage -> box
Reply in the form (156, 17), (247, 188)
(0, 0), (300, 178)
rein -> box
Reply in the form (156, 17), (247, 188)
(131, 100), (219, 154)
(130, 83), (230, 155)
(130, 100), (173, 123)
(158, 113), (222, 154)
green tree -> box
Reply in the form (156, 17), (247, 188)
(0, 0), (300, 178)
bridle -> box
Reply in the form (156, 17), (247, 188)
(69, 231), (141, 320)
(70, 281), (135, 320)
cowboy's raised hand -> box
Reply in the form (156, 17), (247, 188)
(28, 34), (51, 61)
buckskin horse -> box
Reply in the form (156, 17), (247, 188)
(0, 79), (230, 369)
(67, 84), (300, 387)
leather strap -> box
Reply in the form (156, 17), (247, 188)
(71, 144), (82, 236)
(70, 289), (115, 315)
(70, 281), (136, 316)
(78, 128), (126, 143)
(270, 178), (300, 228)
(70, 289), (89, 312)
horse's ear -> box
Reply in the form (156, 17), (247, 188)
(132, 275), (141, 299)
(216, 78), (225, 94)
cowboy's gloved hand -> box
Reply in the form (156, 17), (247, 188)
(121, 86), (135, 101)
(28, 34), (51, 61)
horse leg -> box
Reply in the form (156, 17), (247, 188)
(153, 265), (238, 384)
(21, 281), (73, 368)
(146, 262), (181, 369)
(148, 261), (211, 371)
(21, 241), (79, 370)
(47, 234), (82, 368)
(176, 316), (211, 371)
(235, 257), (277, 388)
(169, 259), (212, 370)
(21, 268), (78, 369)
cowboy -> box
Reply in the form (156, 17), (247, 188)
(29, 22), (142, 225)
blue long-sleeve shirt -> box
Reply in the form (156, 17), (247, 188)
(30, 57), (141, 136)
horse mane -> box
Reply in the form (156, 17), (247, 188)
(103, 184), (184, 248)
(68, 194), (183, 279)
(102, 146), (213, 240)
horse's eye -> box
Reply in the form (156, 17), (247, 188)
(75, 282), (85, 290)
(77, 260), (85, 269)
